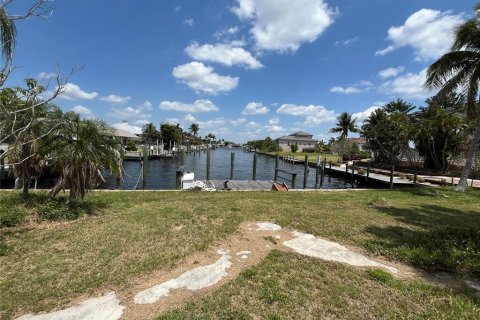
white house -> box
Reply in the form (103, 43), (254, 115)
(276, 131), (318, 152)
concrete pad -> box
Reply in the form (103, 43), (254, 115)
(255, 223), (282, 231)
(17, 292), (124, 320)
(134, 250), (232, 304)
(283, 232), (399, 273)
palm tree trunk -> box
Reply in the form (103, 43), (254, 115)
(456, 113), (480, 191)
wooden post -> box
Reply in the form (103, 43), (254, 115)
(414, 173), (418, 186)
(451, 176), (454, 186)
(180, 149), (185, 166)
(116, 147), (124, 189)
(143, 145), (148, 190)
(206, 149), (211, 181)
(274, 155), (279, 181)
(389, 165), (394, 189)
(366, 162), (370, 184)
(351, 161), (355, 179)
(329, 161), (332, 171)
(176, 167), (184, 190)
(315, 155), (320, 188)
(291, 173), (297, 189)
(303, 155), (308, 188)
(252, 153), (257, 181)
(230, 152), (235, 180)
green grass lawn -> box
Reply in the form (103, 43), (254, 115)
(1, 188), (480, 319)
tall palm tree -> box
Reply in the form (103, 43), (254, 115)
(0, 5), (16, 68)
(425, 3), (480, 191)
(329, 112), (358, 139)
(43, 113), (122, 201)
(189, 123), (199, 137)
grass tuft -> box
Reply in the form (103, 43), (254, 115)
(366, 268), (393, 283)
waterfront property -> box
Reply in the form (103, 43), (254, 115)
(276, 131), (319, 152)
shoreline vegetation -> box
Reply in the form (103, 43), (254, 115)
(1, 188), (480, 319)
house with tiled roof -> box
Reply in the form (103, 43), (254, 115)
(276, 131), (318, 152)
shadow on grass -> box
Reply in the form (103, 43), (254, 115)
(364, 201), (480, 277)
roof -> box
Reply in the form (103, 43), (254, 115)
(289, 131), (312, 137)
(112, 123), (142, 136)
(277, 135), (318, 142)
(114, 128), (140, 139)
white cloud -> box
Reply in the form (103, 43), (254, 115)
(37, 71), (56, 80)
(352, 104), (383, 124)
(184, 114), (197, 122)
(183, 18), (194, 26)
(277, 103), (336, 125)
(185, 42), (263, 69)
(382, 68), (434, 99)
(142, 100), (153, 110)
(109, 106), (151, 120)
(232, 0), (336, 53)
(330, 80), (372, 94)
(172, 62), (239, 94)
(100, 94), (131, 104)
(241, 101), (269, 115)
(164, 118), (180, 125)
(159, 99), (219, 113)
(213, 26), (240, 39)
(334, 36), (359, 46)
(134, 119), (151, 126)
(378, 66), (405, 79)
(375, 9), (464, 61)
(71, 105), (92, 118)
(230, 118), (247, 126)
(58, 83), (98, 101)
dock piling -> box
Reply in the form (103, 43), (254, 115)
(303, 155), (308, 188)
(366, 162), (370, 184)
(274, 155), (279, 181)
(142, 145), (148, 190)
(315, 155), (320, 188)
(252, 153), (257, 181)
(206, 149), (211, 181)
(389, 165), (394, 189)
(230, 152), (235, 180)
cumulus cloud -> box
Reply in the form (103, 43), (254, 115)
(382, 68), (434, 99)
(142, 100), (153, 110)
(232, 0), (336, 53)
(277, 103), (336, 125)
(100, 94), (131, 104)
(183, 18), (194, 26)
(172, 62), (239, 94)
(58, 83), (98, 101)
(185, 42), (263, 69)
(352, 104), (384, 124)
(378, 66), (405, 79)
(159, 99), (219, 113)
(71, 105), (92, 118)
(37, 71), (56, 80)
(241, 101), (269, 115)
(375, 9), (464, 61)
(134, 119), (151, 126)
(334, 36), (360, 46)
(330, 80), (372, 94)
(213, 26), (240, 39)
(109, 106), (151, 120)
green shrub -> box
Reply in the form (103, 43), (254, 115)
(0, 207), (27, 227)
(366, 268), (393, 283)
(36, 198), (88, 221)
(357, 168), (366, 175)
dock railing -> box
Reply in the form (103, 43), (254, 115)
(274, 155), (297, 188)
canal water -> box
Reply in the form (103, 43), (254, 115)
(105, 148), (359, 190)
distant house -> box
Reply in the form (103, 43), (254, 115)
(276, 131), (318, 152)
(347, 137), (367, 151)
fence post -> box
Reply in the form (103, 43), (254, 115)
(253, 153), (257, 181)
(274, 155), (279, 181)
(366, 162), (370, 184)
(292, 173), (297, 189)
(315, 155), (320, 188)
(206, 149), (211, 181)
(230, 152), (235, 180)
(143, 145), (148, 190)
(303, 155), (308, 189)
(351, 161), (355, 179)
(390, 165), (394, 189)
(414, 173), (418, 186)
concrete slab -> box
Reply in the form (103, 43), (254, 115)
(17, 292), (124, 320)
(255, 223), (282, 231)
(283, 232), (399, 273)
(134, 249), (232, 304)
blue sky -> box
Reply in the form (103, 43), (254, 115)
(6, 0), (475, 142)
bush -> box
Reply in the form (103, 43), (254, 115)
(36, 198), (89, 221)
(290, 144), (298, 153)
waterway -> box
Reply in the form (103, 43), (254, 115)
(105, 148), (360, 190)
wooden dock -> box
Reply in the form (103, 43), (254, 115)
(203, 180), (274, 190)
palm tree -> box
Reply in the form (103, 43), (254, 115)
(329, 112), (358, 139)
(189, 123), (199, 136)
(425, 3), (480, 191)
(141, 123), (158, 145)
(0, 5), (16, 68)
(43, 113), (122, 201)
